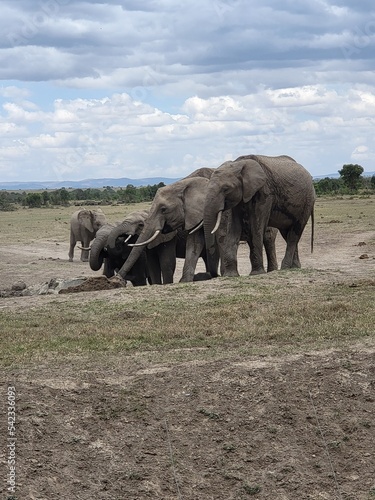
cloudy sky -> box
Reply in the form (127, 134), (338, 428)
(1, 0), (375, 182)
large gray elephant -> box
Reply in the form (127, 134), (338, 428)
(89, 220), (149, 286)
(69, 208), (107, 262)
(108, 176), (217, 283)
(204, 155), (315, 276)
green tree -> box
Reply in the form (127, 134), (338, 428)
(42, 190), (50, 205)
(59, 188), (70, 205)
(338, 164), (364, 192)
(25, 192), (42, 208)
(314, 177), (343, 195)
(371, 175), (375, 190)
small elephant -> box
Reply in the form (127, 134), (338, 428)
(89, 221), (148, 286)
(68, 208), (107, 262)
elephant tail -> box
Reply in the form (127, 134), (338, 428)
(310, 208), (314, 253)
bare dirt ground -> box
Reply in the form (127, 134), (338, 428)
(1, 208), (375, 499)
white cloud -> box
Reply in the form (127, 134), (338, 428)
(0, 0), (375, 182)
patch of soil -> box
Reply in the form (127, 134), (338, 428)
(58, 275), (126, 294)
(5, 347), (375, 499)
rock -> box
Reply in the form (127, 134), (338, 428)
(359, 254), (369, 259)
(11, 280), (27, 291)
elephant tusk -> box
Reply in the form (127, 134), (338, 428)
(211, 211), (223, 234)
(78, 245), (91, 251)
(124, 234), (132, 243)
(188, 220), (204, 235)
(128, 230), (161, 247)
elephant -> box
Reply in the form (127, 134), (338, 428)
(68, 208), (107, 262)
(89, 220), (149, 286)
(203, 154), (315, 276)
(105, 210), (194, 285)
(108, 176), (218, 283)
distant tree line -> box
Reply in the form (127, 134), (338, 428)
(1, 164), (375, 210)
(0, 182), (165, 211)
(314, 164), (375, 195)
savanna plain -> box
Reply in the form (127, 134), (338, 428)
(0, 196), (374, 500)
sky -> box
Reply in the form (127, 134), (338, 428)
(1, 0), (375, 182)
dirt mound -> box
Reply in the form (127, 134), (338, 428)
(58, 275), (126, 294)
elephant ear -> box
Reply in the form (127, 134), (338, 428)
(78, 210), (94, 232)
(182, 177), (209, 230)
(240, 159), (267, 203)
(147, 230), (177, 249)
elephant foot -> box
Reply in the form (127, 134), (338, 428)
(267, 266), (278, 273)
(68, 258), (73, 262)
(250, 268), (266, 276)
(280, 262), (301, 270)
(193, 272), (212, 282)
(179, 276), (193, 283)
(222, 270), (240, 277)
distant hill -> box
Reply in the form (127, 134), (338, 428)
(314, 171), (375, 180)
(0, 177), (180, 191)
(1, 172), (374, 191)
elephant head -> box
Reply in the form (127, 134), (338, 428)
(106, 210), (150, 254)
(78, 208), (107, 234)
(203, 158), (268, 238)
(111, 177), (210, 280)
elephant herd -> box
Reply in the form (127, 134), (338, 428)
(69, 154), (316, 286)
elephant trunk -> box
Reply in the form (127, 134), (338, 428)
(89, 229), (111, 271)
(116, 224), (155, 279)
(203, 192), (225, 278)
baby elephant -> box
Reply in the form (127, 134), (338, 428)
(68, 208), (107, 262)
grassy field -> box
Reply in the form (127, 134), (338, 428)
(0, 195), (374, 367)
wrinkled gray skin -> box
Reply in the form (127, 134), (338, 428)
(89, 220), (148, 286)
(68, 208), (107, 262)
(108, 175), (217, 283)
(106, 210), (183, 284)
(204, 155), (315, 276)
(215, 209), (278, 277)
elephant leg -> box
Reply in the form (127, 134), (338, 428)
(68, 241), (75, 262)
(180, 232), (205, 283)
(292, 245), (301, 269)
(80, 243), (90, 262)
(264, 227), (278, 272)
(103, 258), (115, 278)
(128, 253), (148, 286)
(248, 226), (266, 275)
(247, 198), (272, 275)
(279, 228), (301, 269)
(146, 249), (162, 285)
(80, 234), (91, 262)
(158, 239), (177, 284)
(217, 209), (241, 277)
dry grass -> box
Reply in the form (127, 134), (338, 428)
(0, 195), (374, 367)
(1, 272), (374, 366)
